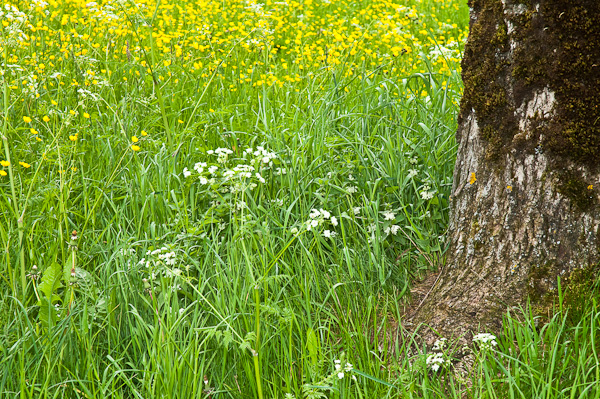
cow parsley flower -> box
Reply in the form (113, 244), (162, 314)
(382, 211), (395, 221)
(426, 352), (450, 372)
(473, 333), (497, 350)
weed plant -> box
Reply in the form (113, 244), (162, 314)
(1, 0), (598, 398)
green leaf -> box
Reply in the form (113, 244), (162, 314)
(38, 297), (57, 329)
(38, 262), (63, 301)
(306, 328), (319, 367)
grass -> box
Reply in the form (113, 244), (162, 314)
(0, 0), (599, 398)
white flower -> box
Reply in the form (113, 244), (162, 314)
(473, 333), (497, 350)
(407, 169), (418, 178)
(309, 209), (321, 219)
(320, 209), (330, 219)
(323, 230), (333, 238)
(337, 372), (344, 379)
(384, 225), (400, 235)
(199, 176), (208, 185)
(330, 216), (338, 226)
(290, 227), (299, 235)
(382, 211), (395, 221)
(432, 338), (447, 351)
(426, 352), (449, 372)
(353, 207), (361, 215)
(183, 167), (192, 178)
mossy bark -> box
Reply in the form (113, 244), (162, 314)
(412, 0), (600, 342)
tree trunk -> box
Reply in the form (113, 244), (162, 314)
(413, 0), (600, 341)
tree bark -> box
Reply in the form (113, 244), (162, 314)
(413, 0), (600, 341)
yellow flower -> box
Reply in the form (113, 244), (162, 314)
(0, 160), (10, 167)
(131, 145), (141, 151)
(178, 119), (184, 124)
(131, 136), (139, 143)
(43, 115), (50, 122)
(19, 162), (31, 168)
(23, 116), (32, 123)
(141, 130), (148, 136)
(588, 184), (594, 190)
(69, 135), (78, 141)
(83, 112), (90, 119)
(209, 108), (215, 113)
(0, 170), (7, 176)
(30, 128), (38, 134)
(506, 185), (512, 192)
(469, 173), (476, 185)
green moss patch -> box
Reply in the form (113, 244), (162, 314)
(461, 0), (600, 168)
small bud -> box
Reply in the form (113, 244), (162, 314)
(32, 265), (38, 271)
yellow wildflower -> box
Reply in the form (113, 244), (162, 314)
(0, 170), (7, 176)
(141, 130), (148, 136)
(131, 136), (139, 143)
(23, 116), (32, 123)
(19, 162), (31, 168)
(131, 145), (141, 151)
(1, 160), (10, 167)
(43, 115), (50, 122)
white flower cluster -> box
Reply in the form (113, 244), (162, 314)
(244, 146), (277, 167)
(144, 247), (177, 266)
(0, 5), (29, 46)
(382, 211), (396, 221)
(381, 210), (401, 236)
(472, 333), (497, 350)
(208, 148), (234, 164)
(306, 208), (338, 238)
(420, 184), (437, 201)
(137, 247), (185, 292)
(1, 4), (26, 23)
(383, 225), (400, 235)
(426, 338), (451, 372)
(334, 359), (354, 379)
(426, 352), (451, 372)
(432, 338), (447, 351)
(184, 146), (279, 192)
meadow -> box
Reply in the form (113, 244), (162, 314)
(1, 0), (599, 398)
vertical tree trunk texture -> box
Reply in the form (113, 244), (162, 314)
(413, 0), (600, 340)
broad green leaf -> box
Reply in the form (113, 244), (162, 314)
(38, 262), (63, 301)
(306, 328), (319, 367)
